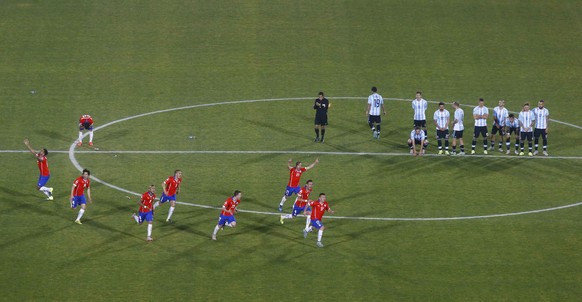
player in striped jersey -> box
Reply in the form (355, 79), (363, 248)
(490, 100), (509, 152)
(433, 102), (450, 155)
(532, 100), (550, 156)
(366, 86), (386, 139)
(408, 127), (429, 156)
(412, 91), (428, 137)
(505, 114), (520, 155)
(451, 102), (465, 155)
(518, 103), (535, 156)
(471, 98), (489, 155)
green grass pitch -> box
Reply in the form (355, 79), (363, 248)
(1, 0), (581, 301)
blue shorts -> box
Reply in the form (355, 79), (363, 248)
(80, 124), (93, 131)
(292, 205), (306, 217)
(311, 219), (324, 229)
(160, 193), (176, 204)
(138, 211), (153, 223)
(217, 214), (236, 226)
(37, 175), (50, 187)
(284, 186), (301, 197)
(71, 195), (86, 209)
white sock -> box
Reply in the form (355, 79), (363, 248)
(153, 201), (159, 209)
(166, 206), (175, 221)
(39, 187), (50, 197)
(282, 214), (292, 220)
(306, 226), (313, 232)
(318, 229), (323, 242)
(76, 209), (85, 221)
(279, 196), (287, 206)
(147, 224), (152, 237)
(213, 225), (220, 236)
(78, 132), (83, 142)
(305, 216), (311, 229)
(132, 214), (140, 223)
(89, 131), (94, 142)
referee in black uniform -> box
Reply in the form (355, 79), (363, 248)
(314, 92), (329, 143)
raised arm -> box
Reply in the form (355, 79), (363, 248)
(305, 158), (319, 170)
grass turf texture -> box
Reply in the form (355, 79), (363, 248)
(1, 0), (582, 301)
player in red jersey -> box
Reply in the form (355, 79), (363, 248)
(77, 114), (94, 147)
(153, 170), (182, 223)
(278, 158), (319, 212)
(132, 184), (156, 241)
(23, 138), (53, 200)
(280, 180), (313, 229)
(212, 190), (242, 241)
(70, 169), (92, 224)
(304, 193), (334, 248)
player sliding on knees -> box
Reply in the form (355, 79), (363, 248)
(280, 180), (314, 231)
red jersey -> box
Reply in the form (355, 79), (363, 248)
(79, 115), (93, 125)
(220, 197), (240, 216)
(294, 186), (312, 208)
(163, 176), (182, 196)
(72, 176), (90, 196)
(139, 191), (156, 213)
(309, 200), (330, 221)
(36, 154), (50, 176)
(287, 167), (307, 187)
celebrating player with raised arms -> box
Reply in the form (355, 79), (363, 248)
(278, 158), (318, 212)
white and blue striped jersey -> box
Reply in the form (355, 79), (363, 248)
(453, 108), (464, 131)
(410, 129), (426, 141)
(367, 93), (384, 116)
(518, 110), (535, 132)
(493, 106), (509, 127)
(473, 106), (489, 127)
(433, 109), (450, 129)
(412, 99), (428, 120)
(505, 118), (519, 128)
(532, 107), (549, 129)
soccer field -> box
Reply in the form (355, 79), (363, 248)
(1, 1), (582, 301)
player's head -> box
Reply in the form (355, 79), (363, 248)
(508, 113), (515, 120)
(416, 91), (422, 99)
(499, 99), (505, 107)
(371, 86), (377, 93)
(538, 99), (544, 108)
(82, 169), (91, 179)
(452, 101), (459, 108)
(414, 126), (421, 133)
(305, 179), (313, 189)
(318, 91), (324, 97)
(174, 170), (182, 178)
(233, 190), (242, 199)
(39, 148), (48, 156)
(318, 193), (326, 202)
(295, 161), (302, 169)
(438, 102), (445, 110)
(149, 184), (155, 193)
(478, 98), (484, 106)
(523, 103), (530, 110)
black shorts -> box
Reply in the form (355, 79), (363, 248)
(413, 120), (426, 128)
(520, 132), (533, 141)
(368, 115), (382, 124)
(491, 125), (505, 136)
(436, 129), (449, 139)
(534, 128), (547, 138)
(452, 130), (464, 139)
(508, 127), (519, 135)
(473, 126), (488, 138)
(315, 114), (328, 126)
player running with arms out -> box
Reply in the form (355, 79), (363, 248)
(132, 185), (156, 242)
(212, 190), (242, 241)
(23, 138), (53, 200)
(366, 86), (386, 139)
(280, 180), (313, 230)
(313, 92), (330, 143)
(77, 114), (94, 147)
(70, 169), (92, 224)
(153, 170), (182, 223)
(278, 158), (319, 212)
(304, 193), (334, 248)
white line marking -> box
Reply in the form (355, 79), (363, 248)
(63, 97), (582, 221)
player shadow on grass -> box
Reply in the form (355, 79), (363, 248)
(323, 223), (401, 248)
(37, 129), (73, 144)
(0, 225), (71, 251)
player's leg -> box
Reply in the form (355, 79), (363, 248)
(314, 123), (320, 142)
(527, 133), (533, 155)
(88, 130), (94, 145)
(320, 124), (326, 143)
(444, 130), (450, 153)
(145, 212), (153, 241)
(304, 209), (311, 230)
(519, 132), (525, 155)
(147, 222), (153, 241)
(77, 126), (84, 146)
(75, 201), (87, 224)
(437, 131), (443, 154)
(482, 128), (489, 154)
(212, 216), (225, 240)
(279, 187), (293, 211)
(541, 130), (548, 155)
(37, 175), (52, 199)
(166, 199), (176, 222)
(471, 127), (478, 153)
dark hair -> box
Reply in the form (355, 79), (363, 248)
(438, 102), (445, 106)
(174, 169), (181, 175)
(43, 148), (48, 155)
(306, 179), (313, 184)
(319, 193), (325, 197)
(414, 126), (420, 130)
(509, 113), (515, 118)
(452, 101), (459, 107)
(82, 168), (91, 175)
(539, 99), (544, 103)
(479, 98), (484, 102)
(416, 91), (422, 95)
(371, 87), (377, 92)
(233, 190), (242, 196)
(295, 161), (301, 167)
(524, 102), (530, 107)
(318, 92), (324, 96)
